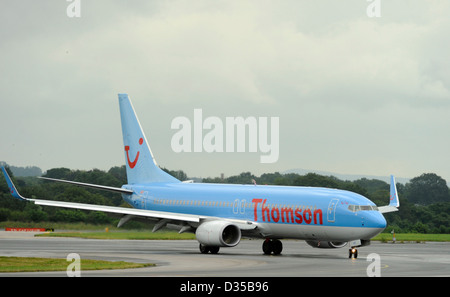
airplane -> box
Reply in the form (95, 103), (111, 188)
(1, 93), (400, 258)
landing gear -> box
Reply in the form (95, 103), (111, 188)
(199, 244), (220, 254)
(262, 239), (283, 255)
(348, 247), (358, 259)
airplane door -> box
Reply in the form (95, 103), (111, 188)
(233, 199), (246, 215)
(240, 199), (246, 215)
(327, 199), (339, 223)
(139, 191), (149, 209)
(233, 199), (239, 214)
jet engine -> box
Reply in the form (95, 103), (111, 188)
(195, 221), (241, 247)
(305, 240), (348, 249)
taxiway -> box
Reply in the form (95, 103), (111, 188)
(0, 231), (449, 277)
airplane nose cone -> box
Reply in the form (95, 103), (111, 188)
(362, 212), (387, 239)
(371, 212), (387, 229)
(380, 213), (387, 229)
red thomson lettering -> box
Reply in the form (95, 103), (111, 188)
(252, 199), (263, 221)
(271, 207), (280, 222)
(281, 207), (294, 223)
(303, 208), (312, 224)
(262, 199), (270, 222)
(250, 199), (323, 225)
(294, 208), (303, 224)
(314, 209), (323, 225)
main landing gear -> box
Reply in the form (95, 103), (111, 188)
(199, 244), (220, 254)
(262, 239), (283, 255)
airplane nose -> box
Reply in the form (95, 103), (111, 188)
(371, 212), (387, 229)
(361, 212), (387, 239)
(364, 211), (387, 229)
(377, 213), (387, 229)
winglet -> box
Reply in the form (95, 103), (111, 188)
(389, 175), (400, 208)
(1, 167), (28, 201)
(378, 175), (400, 213)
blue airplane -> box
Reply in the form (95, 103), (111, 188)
(1, 94), (399, 258)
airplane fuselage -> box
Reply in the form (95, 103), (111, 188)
(122, 182), (386, 242)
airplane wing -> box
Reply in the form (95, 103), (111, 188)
(38, 176), (134, 194)
(378, 175), (400, 214)
(2, 166), (199, 222)
(1, 167), (256, 231)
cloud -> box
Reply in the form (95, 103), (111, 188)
(10, 0), (445, 109)
(1, 0), (449, 180)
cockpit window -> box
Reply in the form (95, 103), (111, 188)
(348, 205), (378, 212)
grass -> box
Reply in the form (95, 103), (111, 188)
(372, 233), (450, 243)
(36, 230), (196, 240)
(0, 256), (154, 273)
(36, 230), (450, 242)
(3, 221), (449, 242)
(0, 221), (124, 231)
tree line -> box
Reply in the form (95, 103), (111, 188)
(0, 166), (449, 233)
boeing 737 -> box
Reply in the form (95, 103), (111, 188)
(1, 94), (400, 258)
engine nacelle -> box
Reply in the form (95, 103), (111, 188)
(305, 240), (348, 249)
(196, 221), (241, 247)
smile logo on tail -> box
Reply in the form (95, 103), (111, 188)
(125, 138), (143, 169)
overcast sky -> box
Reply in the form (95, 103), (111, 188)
(1, 0), (449, 182)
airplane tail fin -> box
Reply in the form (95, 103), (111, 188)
(118, 94), (179, 184)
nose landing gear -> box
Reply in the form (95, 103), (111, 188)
(347, 239), (370, 259)
(348, 247), (358, 259)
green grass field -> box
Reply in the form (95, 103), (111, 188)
(372, 233), (450, 242)
(36, 230), (197, 240)
(5, 222), (447, 242)
(36, 230), (450, 242)
(0, 256), (154, 273)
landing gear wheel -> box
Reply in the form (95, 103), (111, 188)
(272, 240), (283, 255)
(263, 239), (272, 255)
(209, 246), (220, 254)
(262, 239), (283, 255)
(348, 248), (358, 259)
(199, 244), (220, 254)
(200, 244), (209, 254)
